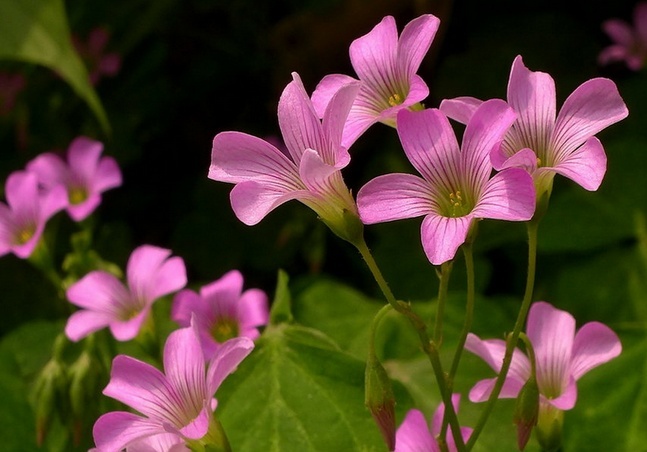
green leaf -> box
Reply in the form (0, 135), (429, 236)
(216, 323), (397, 451)
(0, 0), (110, 133)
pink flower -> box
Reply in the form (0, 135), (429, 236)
(0, 171), (67, 259)
(92, 321), (254, 451)
(209, 72), (360, 235)
(172, 270), (269, 360)
(311, 14), (440, 148)
(465, 301), (622, 411)
(0, 72), (26, 116)
(65, 245), (187, 342)
(440, 56), (628, 194)
(357, 100), (535, 265)
(395, 394), (472, 452)
(599, 2), (647, 71)
(123, 433), (188, 452)
(27, 136), (122, 222)
(73, 27), (121, 85)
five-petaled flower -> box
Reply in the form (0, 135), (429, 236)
(92, 320), (254, 451)
(465, 301), (621, 415)
(65, 244), (187, 342)
(599, 2), (647, 71)
(0, 171), (67, 259)
(172, 269), (269, 360)
(210, 72), (362, 241)
(311, 14), (440, 148)
(395, 394), (472, 452)
(27, 136), (122, 222)
(440, 55), (628, 196)
(357, 100), (536, 265)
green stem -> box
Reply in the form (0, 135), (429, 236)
(355, 237), (466, 452)
(433, 261), (453, 346)
(465, 219), (539, 450)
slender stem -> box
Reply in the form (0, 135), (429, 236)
(465, 219), (539, 450)
(369, 304), (394, 355)
(355, 237), (466, 452)
(433, 261), (453, 346)
(440, 242), (476, 440)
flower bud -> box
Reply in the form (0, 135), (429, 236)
(365, 353), (396, 450)
(30, 358), (68, 445)
(536, 403), (564, 452)
(513, 375), (539, 450)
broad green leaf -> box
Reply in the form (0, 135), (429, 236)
(216, 323), (397, 451)
(0, 0), (109, 133)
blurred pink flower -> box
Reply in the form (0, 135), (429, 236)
(172, 270), (269, 360)
(599, 2), (647, 70)
(440, 55), (628, 194)
(73, 27), (121, 85)
(0, 171), (67, 259)
(0, 72), (26, 116)
(92, 320), (254, 451)
(65, 245), (187, 342)
(312, 14), (440, 148)
(465, 301), (622, 411)
(357, 101), (535, 265)
(395, 394), (472, 452)
(27, 136), (122, 221)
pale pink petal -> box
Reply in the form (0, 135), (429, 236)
(311, 74), (358, 119)
(506, 56), (556, 154)
(209, 132), (301, 187)
(238, 288), (269, 329)
(340, 103), (380, 148)
(206, 336), (254, 395)
(398, 74), (429, 108)
(127, 245), (186, 303)
(551, 78), (628, 159)
(6, 171), (39, 217)
(163, 324), (207, 404)
(543, 136), (606, 191)
(229, 180), (306, 225)
(471, 168), (535, 221)
(571, 321), (622, 380)
(396, 14), (440, 79)
(39, 184), (68, 219)
(66, 271), (129, 311)
(65, 309), (113, 342)
(420, 214), (472, 265)
(26, 153), (68, 187)
(598, 45), (630, 66)
(465, 334), (531, 383)
(546, 377), (577, 410)
(602, 19), (634, 46)
(94, 156), (123, 192)
(127, 433), (188, 452)
(67, 136), (103, 180)
(349, 16), (398, 96)
(430, 394), (461, 437)
(396, 108), (461, 188)
(171, 289), (210, 327)
(395, 409), (436, 452)
(67, 194), (102, 222)
(491, 147), (537, 173)
(439, 97), (483, 125)
(93, 411), (163, 452)
(176, 406), (210, 439)
(527, 302), (574, 399)
(468, 376), (525, 402)
(278, 73), (326, 164)
(357, 173), (435, 223)
(321, 80), (360, 164)
(109, 310), (151, 341)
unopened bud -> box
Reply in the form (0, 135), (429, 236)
(365, 353), (396, 451)
(536, 403), (564, 452)
(31, 358), (68, 445)
(513, 375), (539, 450)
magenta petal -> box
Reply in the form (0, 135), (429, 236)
(551, 78), (628, 157)
(598, 45), (629, 66)
(40, 184), (68, 220)
(93, 411), (163, 452)
(126, 245), (186, 302)
(171, 289), (207, 327)
(127, 433), (188, 452)
(465, 333), (531, 383)
(469, 376), (525, 402)
(238, 288), (269, 328)
(26, 153), (68, 187)
(602, 19), (634, 46)
(430, 394), (461, 437)
(311, 73), (358, 119)
(547, 376), (578, 410)
(109, 310), (150, 341)
(298, 149), (342, 195)
(65, 309), (112, 342)
(67, 194), (102, 222)
(278, 73), (326, 164)
(400, 74), (429, 108)
(67, 136), (103, 179)
(472, 168), (535, 221)
(546, 136), (606, 191)
(206, 336), (254, 395)
(357, 173), (434, 224)
(420, 214), (472, 265)
(177, 406), (210, 440)
(349, 16), (398, 90)
(94, 156), (123, 192)
(439, 97), (483, 125)
(571, 321), (622, 380)
(229, 180), (305, 225)
(395, 409), (435, 452)
(66, 271), (129, 310)
(321, 80), (360, 163)
(396, 14), (440, 78)
(6, 171), (40, 217)
(339, 103), (379, 148)
(635, 2), (647, 43)
(491, 146), (538, 173)
(163, 325), (206, 403)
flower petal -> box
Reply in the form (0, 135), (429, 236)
(109, 310), (151, 341)
(357, 173), (435, 224)
(465, 333), (531, 383)
(67, 136), (103, 180)
(26, 153), (68, 187)
(65, 309), (113, 342)
(93, 411), (163, 452)
(321, 80), (360, 164)
(93, 156), (123, 192)
(311, 73), (358, 119)
(420, 214), (472, 265)
(546, 376), (577, 410)
(601, 19), (634, 47)
(551, 78), (628, 159)
(396, 14), (440, 80)
(229, 180), (306, 225)
(206, 336), (254, 395)
(171, 289), (208, 327)
(542, 136), (606, 191)
(526, 302), (574, 399)
(430, 394), (461, 437)
(491, 147), (538, 173)
(635, 2), (647, 43)
(66, 271), (129, 311)
(394, 409), (435, 452)
(471, 168), (535, 221)
(238, 288), (269, 329)
(439, 96), (483, 125)
(127, 245), (186, 303)
(570, 321), (622, 380)
(468, 376), (525, 402)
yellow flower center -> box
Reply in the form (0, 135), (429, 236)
(212, 318), (239, 343)
(387, 93), (403, 107)
(68, 186), (88, 205)
(448, 190), (469, 217)
(16, 227), (35, 245)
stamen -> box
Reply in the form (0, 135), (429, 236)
(68, 186), (88, 205)
(388, 93), (403, 107)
